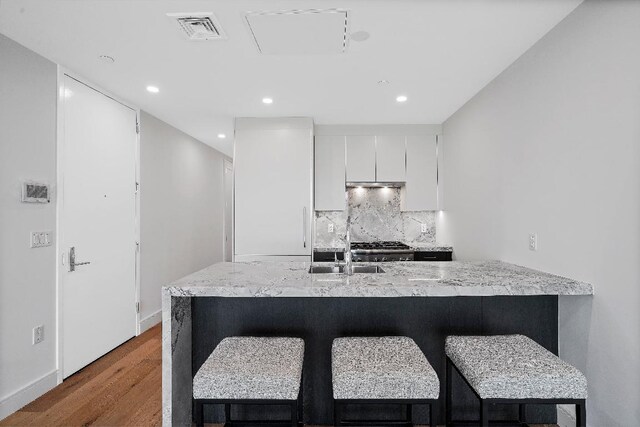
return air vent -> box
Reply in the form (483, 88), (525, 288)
(167, 12), (226, 40)
(245, 9), (349, 54)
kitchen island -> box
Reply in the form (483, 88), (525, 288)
(162, 260), (592, 426)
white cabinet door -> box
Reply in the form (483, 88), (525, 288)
(402, 135), (438, 211)
(235, 125), (312, 256)
(376, 135), (406, 182)
(315, 135), (346, 210)
(346, 135), (376, 182)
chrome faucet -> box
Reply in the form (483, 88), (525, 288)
(342, 190), (353, 276)
(343, 219), (353, 275)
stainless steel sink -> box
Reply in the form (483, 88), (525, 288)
(309, 265), (344, 274)
(308, 265), (385, 274)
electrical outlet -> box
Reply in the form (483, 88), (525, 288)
(30, 231), (52, 248)
(529, 233), (538, 251)
(328, 223), (334, 233)
(420, 223), (427, 233)
(33, 325), (44, 345)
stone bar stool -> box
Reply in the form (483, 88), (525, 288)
(193, 337), (304, 427)
(332, 336), (440, 427)
(445, 335), (587, 427)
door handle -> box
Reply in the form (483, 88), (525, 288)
(302, 207), (307, 248)
(69, 246), (91, 272)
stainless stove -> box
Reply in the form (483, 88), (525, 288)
(350, 241), (414, 262)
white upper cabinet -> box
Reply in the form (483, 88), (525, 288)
(375, 135), (406, 182)
(315, 135), (346, 211)
(314, 125), (442, 212)
(402, 135), (438, 211)
(234, 118), (313, 259)
(346, 135), (376, 182)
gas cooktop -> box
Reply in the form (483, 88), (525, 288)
(350, 241), (414, 262)
(350, 241), (411, 250)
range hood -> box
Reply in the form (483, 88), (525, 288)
(346, 182), (405, 188)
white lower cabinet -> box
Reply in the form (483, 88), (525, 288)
(234, 118), (313, 259)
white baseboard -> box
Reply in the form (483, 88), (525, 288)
(139, 309), (161, 334)
(0, 370), (58, 421)
(558, 403), (576, 427)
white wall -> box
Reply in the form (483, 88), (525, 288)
(0, 34), (58, 417)
(139, 111), (228, 326)
(0, 34), (230, 417)
(440, 1), (640, 425)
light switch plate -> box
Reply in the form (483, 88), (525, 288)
(31, 231), (52, 248)
(420, 223), (427, 233)
(529, 233), (538, 251)
(328, 223), (334, 233)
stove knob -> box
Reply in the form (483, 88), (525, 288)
(373, 257), (379, 262)
(381, 257), (388, 262)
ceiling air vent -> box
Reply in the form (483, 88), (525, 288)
(167, 12), (226, 40)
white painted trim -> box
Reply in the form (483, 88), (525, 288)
(0, 370), (58, 421)
(557, 403), (576, 427)
(56, 66), (141, 380)
(55, 65), (64, 385)
(223, 159), (234, 262)
(139, 309), (161, 334)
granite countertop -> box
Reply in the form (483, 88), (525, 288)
(314, 246), (454, 252)
(164, 260), (593, 298)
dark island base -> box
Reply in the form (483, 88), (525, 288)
(192, 296), (558, 425)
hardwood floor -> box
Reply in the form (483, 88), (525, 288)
(0, 324), (557, 427)
(1, 324), (163, 427)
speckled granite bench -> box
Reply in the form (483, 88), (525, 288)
(193, 336), (304, 427)
(445, 334), (587, 427)
(332, 336), (439, 427)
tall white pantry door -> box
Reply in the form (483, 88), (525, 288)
(60, 75), (137, 377)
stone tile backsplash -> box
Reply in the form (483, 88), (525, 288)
(314, 187), (436, 248)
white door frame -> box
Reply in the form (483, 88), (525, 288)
(55, 67), (141, 384)
(223, 158), (233, 262)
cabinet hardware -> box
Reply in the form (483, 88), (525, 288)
(303, 207), (307, 248)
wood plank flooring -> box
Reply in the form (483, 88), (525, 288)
(0, 324), (557, 427)
(1, 324), (163, 427)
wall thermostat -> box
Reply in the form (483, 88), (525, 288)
(22, 181), (50, 203)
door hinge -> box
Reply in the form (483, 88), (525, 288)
(135, 181), (139, 193)
(136, 121), (140, 134)
(136, 302), (140, 313)
(135, 241), (140, 252)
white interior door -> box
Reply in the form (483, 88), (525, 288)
(224, 160), (233, 262)
(61, 75), (137, 378)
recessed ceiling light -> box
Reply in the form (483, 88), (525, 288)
(396, 95), (408, 103)
(146, 85), (160, 93)
(218, 133), (226, 139)
(262, 97), (273, 104)
(98, 55), (115, 63)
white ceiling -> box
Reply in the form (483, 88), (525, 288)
(0, 0), (582, 156)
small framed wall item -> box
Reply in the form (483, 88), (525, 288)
(22, 181), (50, 203)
